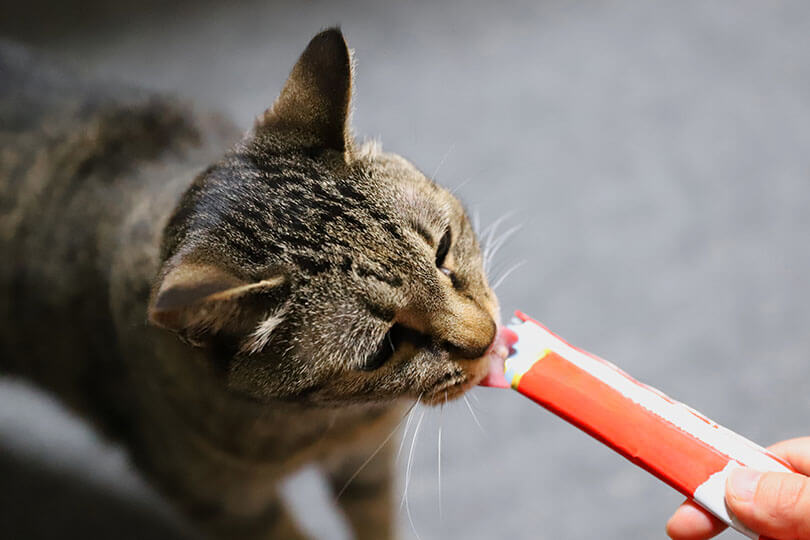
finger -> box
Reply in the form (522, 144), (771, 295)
(767, 437), (810, 476)
(666, 499), (727, 540)
(726, 468), (810, 539)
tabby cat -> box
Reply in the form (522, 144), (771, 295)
(0, 29), (506, 539)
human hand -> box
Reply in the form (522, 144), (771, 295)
(666, 437), (810, 540)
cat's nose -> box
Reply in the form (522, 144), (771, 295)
(443, 318), (497, 359)
(444, 338), (490, 359)
(396, 299), (497, 359)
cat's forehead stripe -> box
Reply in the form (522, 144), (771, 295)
(355, 263), (403, 288)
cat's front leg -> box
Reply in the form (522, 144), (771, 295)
(324, 434), (397, 540)
(187, 491), (309, 540)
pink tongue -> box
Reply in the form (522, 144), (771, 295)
(478, 326), (519, 388)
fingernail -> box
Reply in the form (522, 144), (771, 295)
(727, 468), (762, 502)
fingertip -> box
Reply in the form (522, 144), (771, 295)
(666, 500), (727, 540)
(726, 467), (761, 504)
(729, 471), (810, 539)
(767, 437), (810, 476)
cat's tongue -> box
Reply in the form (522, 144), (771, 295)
(478, 326), (519, 388)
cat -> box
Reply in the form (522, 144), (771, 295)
(0, 28), (505, 539)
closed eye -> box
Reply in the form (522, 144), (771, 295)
(435, 227), (461, 287)
(435, 227), (451, 269)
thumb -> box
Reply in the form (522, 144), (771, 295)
(726, 467), (810, 540)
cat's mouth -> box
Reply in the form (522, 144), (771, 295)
(362, 322), (514, 404)
(423, 370), (470, 404)
(420, 325), (515, 405)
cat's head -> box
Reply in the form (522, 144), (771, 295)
(148, 29), (503, 406)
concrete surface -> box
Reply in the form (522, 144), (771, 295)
(2, 1), (810, 538)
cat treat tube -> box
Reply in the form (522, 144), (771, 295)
(481, 311), (794, 540)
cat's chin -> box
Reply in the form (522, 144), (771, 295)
(421, 376), (476, 405)
(420, 326), (516, 405)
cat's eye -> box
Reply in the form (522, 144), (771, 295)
(435, 227), (451, 269)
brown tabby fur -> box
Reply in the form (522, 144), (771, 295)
(0, 29), (499, 539)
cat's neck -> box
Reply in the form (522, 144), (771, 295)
(130, 339), (398, 470)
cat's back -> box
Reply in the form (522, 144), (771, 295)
(0, 40), (99, 134)
(0, 40), (96, 227)
(0, 40), (211, 220)
(0, 40), (208, 244)
(0, 42), (236, 416)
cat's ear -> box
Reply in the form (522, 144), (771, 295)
(257, 28), (353, 152)
(148, 260), (288, 345)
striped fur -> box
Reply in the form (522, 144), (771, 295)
(1, 29), (499, 539)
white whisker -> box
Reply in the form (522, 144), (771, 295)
(401, 408), (426, 510)
(488, 223), (521, 253)
(481, 211), (514, 240)
(463, 394), (484, 433)
(396, 397), (421, 463)
(472, 207), (481, 234)
(484, 224), (522, 275)
(492, 260), (526, 291)
(481, 213), (515, 272)
(481, 222), (500, 260)
(449, 176), (472, 195)
(431, 144), (455, 180)
(437, 416), (443, 519)
(401, 409), (426, 540)
(335, 399), (418, 501)
(481, 211), (516, 251)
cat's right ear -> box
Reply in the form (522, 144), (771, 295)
(256, 28), (353, 153)
(148, 260), (289, 345)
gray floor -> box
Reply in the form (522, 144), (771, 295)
(2, 1), (810, 538)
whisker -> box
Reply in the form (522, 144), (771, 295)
(484, 226), (521, 275)
(484, 224), (522, 275)
(487, 223), (521, 253)
(449, 176), (472, 195)
(431, 143), (455, 180)
(481, 225), (498, 260)
(396, 396), (421, 463)
(335, 399), (419, 501)
(481, 222), (500, 261)
(401, 409), (426, 510)
(405, 492), (423, 540)
(482, 216), (514, 272)
(481, 211), (516, 255)
(401, 409), (426, 540)
(492, 260), (527, 291)
(437, 415), (443, 519)
(463, 394), (484, 433)
(481, 211), (514, 239)
(472, 207), (481, 234)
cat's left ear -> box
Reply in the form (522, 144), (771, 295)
(257, 28), (353, 153)
(148, 260), (289, 346)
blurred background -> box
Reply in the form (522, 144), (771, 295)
(2, 1), (810, 538)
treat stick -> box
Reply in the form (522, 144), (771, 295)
(490, 311), (794, 539)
